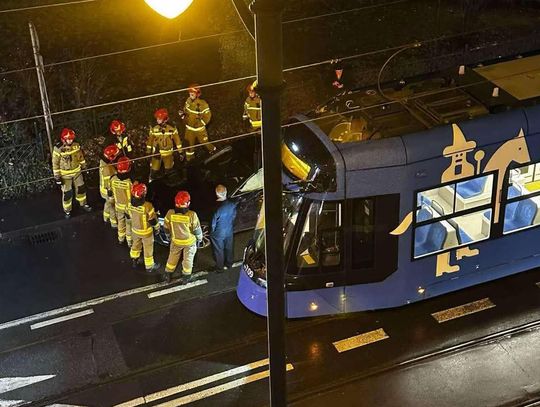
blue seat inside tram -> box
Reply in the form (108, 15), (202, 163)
(503, 198), (538, 233)
(484, 185), (522, 221)
(453, 177), (488, 199)
(415, 205), (448, 257)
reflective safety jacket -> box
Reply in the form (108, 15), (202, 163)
(146, 124), (181, 156)
(164, 207), (202, 246)
(183, 98), (211, 131)
(128, 199), (159, 237)
(244, 95), (262, 128)
(99, 159), (117, 196)
(52, 142), (86, 178)
(106, 134), (134, 156)
(211, 199), (237, 238)
(110, 174), (133, 211)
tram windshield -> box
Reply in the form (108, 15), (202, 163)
(282, 120), (336, 191)
(246, 193), (303, 285)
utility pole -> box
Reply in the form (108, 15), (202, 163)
(29, 21), (54, 155)
(250, 0), (286, 406)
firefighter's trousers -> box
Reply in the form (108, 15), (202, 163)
(61, 173), (86, 214)
(115, 208), (132, 246)
(130, 233), (154, 269)
(165, 243), (197, 275)
(150, 153), (174, 174)
(100, 190), (117, 227)
(184, 128), (215, 160)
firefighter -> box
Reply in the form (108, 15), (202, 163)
(163, 191), (203, 284)
(179, 84), (215, 160)
(243, 81), (261, 130)
(108, 120), (134, 156)
(111, 156), (134, 247)
(128, 183), (160, 272)
(99, 144), (120, 227)
(146, 108), (182, 180)
(210, 185), (237, 273)
(52, 128), (92, 218)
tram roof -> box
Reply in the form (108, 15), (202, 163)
(313, 52), (540, 171)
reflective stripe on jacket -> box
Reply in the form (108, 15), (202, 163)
(244, 96), (262, 128)
(52, 142), (86, 177)
(129, 201), (157, 237)
(111, 175), (132, 210)
(164, 208), (202, 246)
(99, 159), (116, 195)
(146, 124), (181, 154)
(183, 98), (211, 130)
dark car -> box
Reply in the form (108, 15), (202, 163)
(147, 136), (263, 246)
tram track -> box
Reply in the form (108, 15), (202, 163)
(288, 318), (540, 406)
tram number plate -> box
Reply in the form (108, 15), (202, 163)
(243, 263), (254, 279)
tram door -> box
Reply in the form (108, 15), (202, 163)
(289, 200), (346, 314)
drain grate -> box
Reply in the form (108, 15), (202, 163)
(27, 229), (61, 245)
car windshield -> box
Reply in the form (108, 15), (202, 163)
(253, 193), (303, 256)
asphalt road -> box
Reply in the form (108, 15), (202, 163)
(0, 209), (539, 406)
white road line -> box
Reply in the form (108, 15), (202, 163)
(0, 400), (26, 407)
(231, 261), (243, 268)
(333, 328), (389, 353)
(153, 364), (294, 407)
(147, 279), (208, 299)
(0, 375), (55, 393)
(0, 271), (208, 332)
(431, 298), (496, 323)
(30, 309), (94, 330)
(115, 359), (270, 407)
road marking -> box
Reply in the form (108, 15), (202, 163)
(147, 279), (208, 299)
(536, 282), (540, 288)
(431, 298), (495, 323)
(333, 328), (389, 353)
(153, 364), (294, 407)
(0, 272), (208, 331)
(232, 261), (243, 268)
(0, 400), (25, 407)
(30, 309), (94, 330)
(0, 375), (56, 407)
(0, 375), (55, 393)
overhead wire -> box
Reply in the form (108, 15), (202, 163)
(0, 21), (530, 127)
(0, 0), (412, 76)
(2, 62), (539, 192)
(0, 0), (98, 14)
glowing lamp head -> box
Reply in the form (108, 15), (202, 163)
(145, 0), (194, 19)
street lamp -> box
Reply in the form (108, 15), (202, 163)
(144, 0), (194, 19)
(145, 1), (286, 405)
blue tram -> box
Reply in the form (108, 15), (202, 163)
(237, 53), (540, 318)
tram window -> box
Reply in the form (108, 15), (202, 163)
(503, 162), (540, 234)
(296, 201), (342, 272)
(351, 198), (375, 269)
(416, 174), (493, 217)
(413, 174), (495, 259)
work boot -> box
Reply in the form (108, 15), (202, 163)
(82, 204), (92, 212)
(180, 274), (194, 285)
(64, 212), (71, 219)
(160, 271), (171, 283)
(145, 262), (161, 274)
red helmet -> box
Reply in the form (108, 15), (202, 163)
(187, 84), (201, 96)
(103, 144), (120, 162)
(109, 120), (126, 135)
(131, 183), (147, 199)
(60, 128), (76, 142)
(117, 156), (131, 174)
(154, 108), (169, 122)
(175, 191), (191, 207)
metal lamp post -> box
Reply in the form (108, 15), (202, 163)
(145, 1), (286, 405)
